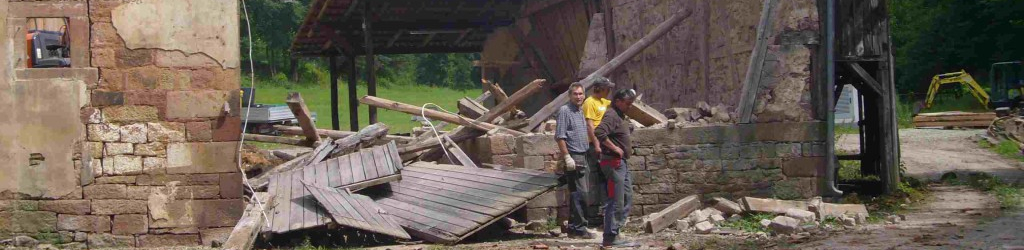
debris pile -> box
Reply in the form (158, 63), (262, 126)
(663, 101), (738, 127)
(644, 196), (869, 237)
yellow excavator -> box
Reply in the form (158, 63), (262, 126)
(924, 62), (1024, 115)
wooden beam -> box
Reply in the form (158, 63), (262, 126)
(443, 135), (478, 168)
(363, 3), (378, 125)
(249, 153), (311, 191)
(342, 0), (360, 21)
(602, 0), (616, 61)
(304, 0), (334, 38)
(643, 195), (700, 234)
(419, 33), (437, 48)
(457, 97), (488, 119)
(243, 134), (308, 146)
(483, 80), (509, 106)
(625, 99), (668, 126)
(328, 123), (390, 157)
(348, 58), (359, 131)
(453, 29), (473, 46)
(847, 62), (883, 95)
(222, 192), (274, 250)
(285, 92), (320, 146)
(359, 96), (525, 136)
(273, 125), (414, 144)
(737, 0), (777, 124)
(330, 56), (341, 130)
(521, 0), (573, 17)
(386, 29), (405, 48)
(526, 10), (692, 131)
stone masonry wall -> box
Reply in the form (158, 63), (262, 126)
(469, 121), (827, 222)
(0, 0), (243, 248)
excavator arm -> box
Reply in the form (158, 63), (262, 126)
(925, 70), (990, 109)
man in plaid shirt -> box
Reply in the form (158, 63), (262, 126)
(554, 82), (600, 239)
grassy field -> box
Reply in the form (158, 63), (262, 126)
(251, 84), (477, 134)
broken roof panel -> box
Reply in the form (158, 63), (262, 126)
(302, 182), (411, 240)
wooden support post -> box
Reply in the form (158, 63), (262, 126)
(348, 58), (359, 131)
(330, 56), (340, 130)
(602, 0), (616, 61)
(642, 195), (700, 234)
(285, 92), (320, 146)
(737, 0), (777, 124)
(508, 25), (556, 83)
(847, 62), (883, 95)
(442, 135), (478, 168)
(363, 3), (378, 125)
(328, 123), (390, 157)
(222, 192), (274, 250)
(526, 10), (692, 131)
(359, 96), (524, 136)
(242, 134), (309, 147)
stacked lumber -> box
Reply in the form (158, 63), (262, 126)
(913, 111), (995, 128)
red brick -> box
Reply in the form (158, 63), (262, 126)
(92, 200), (148, 215)
(212, 116), (241, 141)
(186, 121), (213, 142)
(137, 234), (199, 247)
(91, 90), (124, 107)
(220, 173), (243, 199)
(112, 214), (148, 235)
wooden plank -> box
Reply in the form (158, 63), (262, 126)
(625, 99), (668, 126)
(315, 163), (331, 225)
(376, 198), (479, 229)
(385, 141), (402, 172)
(847, 62), (884, 95)
(378, 194), (490, 223)
(442, 136), (478, 168)
(274, 125), (414, 144)
(339, 173), (401, 192)
(303, 183), (411, 239)
(305, 182), (370, 230)
(250, 152), (313, 191)
(737, 0), (777, 123)
(243, 134), (307, 146)
(337, 154), (354, 186)
(397, 181), (518, 208)
(391, 177), (526, 211)
(286, 92), (320, 146)
(269, 174), (289, 233)
(301, 163), (319, 229)
(642, 195), (701, 233)
(350, 151), (366, 183)
(328, 123), (391, 158)
(382, 196), (479, 235)
(287, 170), (304, 231)
(327, 158), (341, 187)
(361, 148), (379, 179)
(912, 115), (996, 123)
(376, 199), (463, 243)
(457, 97), (488, 119)
(372, 146), (392, 176)
(353, 195), (407, 238)
(412, 163), (556, 186)
(391, 185), (505, 216)
(914, 111), (996, 117)
(359, 96), (524, 136)
(526, 9), (693, 131)
(222, 192), (273, 250)
(483, 80), (509, 106)
(401, 173), (534, 199)
(402, 167), (544, 191)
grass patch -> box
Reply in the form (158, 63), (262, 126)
(834, 149), (881, 182)
(718, 212), (775, 233)
(978, 139), (1024, 161)
(251, 84), (476, 134)
(942, 172), (1023, 209)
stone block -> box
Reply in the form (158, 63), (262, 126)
(514, 155), (545, 170)
(126, 186), (151, 200)
(112, 214), (148, 235)
(0, 200), (39, 211)
(776, 143), (803, 158)
(147, 122), (186, 143)
(720, 144), (740, 159)
(711, 197), (744, 215)
(137, 234), (200, 247)
(115, 47), (153, 68)
(92, 200), (148, 215)
(760, 143), (778, 158)
(637, 183), (674, 194)
(88, 124), (121, 142)
(124, 91), (168, 108)
(200, 227), (234, 247)
(119, 123), (148, 143)
(724, 159), (756, 171)
(486, 135), (516, 155)
(741, 197), (808, 214)
(0, 211), (57, 233)
(516, 135), (558, 156)
(136, 142), (166, 157)
(782, 157), (825, 177)
(694, 221), (714, 234)
(124, 66), (189, 90)
(166, 91), (231, 119)
(739, 144), (759, 159)
(632, 193), (658, 205)
(91, 90), (124, 107)
(38, 200), (91, 215)
(149, 199), (244, 228)
(86, 142), (104, 159)
(626, 156), (647, 170)
(650, 169), (677, 183)
(107, 155), (143, 175)
(185, 121), (212, 142)
(165, 142), (240, 174)
(102, 106), (159, 123)
(784, 208), (816, 223)
(84, 184), (127, 199)
(491, 154), (515, 166)
(136, 174), (219, 186)
(769, 216), (799, 235)
(190, 68), (240, 91)
(92, 48), (116, 68)
(525, 208), (554, 221)
(105, 142), (133, 156)
(815, 203), (868, 220)
(220, 173), (243, 199)
(86, 233), (135, 248)
(57, 215), (110, 232)
(83, 107), (104, 124)
(631, 170), (653, 185)
(143, 157), (167, 174)
(753, 122), (825, 142)
(212, 116), (242, 141)
(154, 50), (221, 68)
(95, 176), (137, 184)
(527, 190), (559, 208)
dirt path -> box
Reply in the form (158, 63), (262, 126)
(800, 129), (1024, 249)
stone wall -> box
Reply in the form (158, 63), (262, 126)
(468, 121), (827, 221)
(0, 0), (243, 248)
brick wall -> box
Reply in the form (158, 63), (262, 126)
(0, 1), (243, 248)
(469, 121), (827, 222)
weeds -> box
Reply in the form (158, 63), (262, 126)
(842, 177), (927, 222)
(978, 139), (1024, 162)
(942, 172), (1023, 209)
(718, 212), (775, 234)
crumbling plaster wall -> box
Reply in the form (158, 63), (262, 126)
(0, 0), (244, 248)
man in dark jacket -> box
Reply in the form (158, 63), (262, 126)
(594, 89), (638, 247)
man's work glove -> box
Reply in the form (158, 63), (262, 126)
(563, 155), (577, 171)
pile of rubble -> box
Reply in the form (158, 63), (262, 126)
(663, 101), (738, 127)
(647, 196), (870, 237)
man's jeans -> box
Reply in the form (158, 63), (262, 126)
(599, 158), (632, 243)
(565, 153), (591, 234)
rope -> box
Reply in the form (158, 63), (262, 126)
(420, 103), (456, 164)
(236, 0), (272, 228)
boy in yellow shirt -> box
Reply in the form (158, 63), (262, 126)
(580, 77), (614, 219)
(583, 77), (615, 127)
